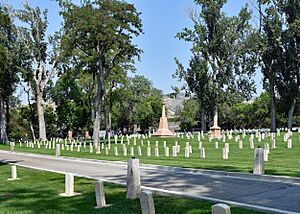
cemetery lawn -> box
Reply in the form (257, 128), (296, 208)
(0, 164), (261, 214)
(1, 133), (300, 177)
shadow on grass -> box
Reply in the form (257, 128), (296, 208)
(265, 169), (300, 177)
(1, 179), (140, 214)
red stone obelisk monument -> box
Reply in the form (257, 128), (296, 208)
(153, 97), (175, 137)
(210, 110), (221, 138)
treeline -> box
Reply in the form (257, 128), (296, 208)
(174, 0), (300, 132)
(9, 74), (162, 140)
(177, 92), (300, 131)
(0, 0), (149, 143)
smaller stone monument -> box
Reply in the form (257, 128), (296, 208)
(210, 111), (221, 138)
(153, 97), (175, 137)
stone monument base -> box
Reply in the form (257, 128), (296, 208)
(153, 129), (175, 138)
(210, 126), (221, 138)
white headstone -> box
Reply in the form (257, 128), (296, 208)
(137, 146), (142, 156)
(123, 147), (127, 156)
(215, 142), (219, 149)
(164, 147), (169, 157)
(172, 146), (177, 157)
(140, 191), (155, 214)
(271, 139), (276, 149)
(264, 149), (268, 161)
(200, 148), (205, 158)
(114, 146), (119, 156)
(198, 141), (202, 149)
(184, 147), (190, 158)
(222, 148), (229, 160)
(212, 203), (231, 214)
(238, 140), (243, 149)
(146, 147), (151, 157)
(287, 139), (292, 148)
(253, 148), (264, 175)
(154, 147), (159, 157)
(130, 147), (135, 156)
(56, 144), (61, 156)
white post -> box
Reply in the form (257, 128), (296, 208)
(126, 158), (141, 199)
(59, 173), (80, 197)
(8, 165), (19, 180)
(95, 180), (109, 208)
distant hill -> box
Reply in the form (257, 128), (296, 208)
(165, 93), (188, 118)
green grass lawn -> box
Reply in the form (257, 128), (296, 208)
(0, 164), (261, 214)
(1, 132), (300, 177)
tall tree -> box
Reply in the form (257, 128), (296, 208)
(274, 0), (300, 129)
(18, 3), (59, 140)
(176, 0), (256, 130)
(174, 55), (215, 132)
(58, 0), (142, 145)
(257, 0), (283, 132)
(0, 6), (19, 142)
(51, 70), (90, 135)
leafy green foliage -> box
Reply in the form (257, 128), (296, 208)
(177, 99), (200, 130)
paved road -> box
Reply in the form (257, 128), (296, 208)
(1, 150), (300, 213)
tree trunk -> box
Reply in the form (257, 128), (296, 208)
(5, 99), (10, 138)
(288, 98), (296, 130)
(89, 93), (95, 123)
(200, 106), (206, 132)
(109, 92), (112, 134)
(0, 95), (8, 143)
(269, 81), (276, 132)
(25, 88), (36, 141)
(36, 91), (47, 141)
(89, 73), (96, 123)
(104, 92), (109, 138)
(93, 71), (104, 147)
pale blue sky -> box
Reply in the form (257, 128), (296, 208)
(9, 0), (263, 96)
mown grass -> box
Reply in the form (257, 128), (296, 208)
(0, 164), (261, 214)
(1, 132), (300, 177)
